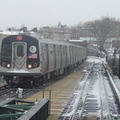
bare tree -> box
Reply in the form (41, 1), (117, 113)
(84, 16), (120, 51)
(112, 40), (120, 50)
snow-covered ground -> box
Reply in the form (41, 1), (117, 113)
(86, 56), (107, 64)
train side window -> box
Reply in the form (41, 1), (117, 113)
(2, 43), (11, 59)
(17, 45), (24, 57)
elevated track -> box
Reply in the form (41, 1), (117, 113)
(59, 59), (120, 120)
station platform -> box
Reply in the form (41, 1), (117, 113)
(25, 69), (84, 120)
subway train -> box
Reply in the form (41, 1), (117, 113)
(0, 35), (87, 87)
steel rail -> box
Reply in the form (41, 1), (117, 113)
(61, 65), (93, 120)
(71, 71), (92, 120)
(99, 70), (112, 120)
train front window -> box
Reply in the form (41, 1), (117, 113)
(2, 43), (11, 59)
(17, 45), (24, 57)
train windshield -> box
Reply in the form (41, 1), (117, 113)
(17, 45), (24, 57)
(2, 43), (12, 59)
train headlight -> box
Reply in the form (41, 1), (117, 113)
(28, 64), (32, 69)
(7, 64), (11, 68)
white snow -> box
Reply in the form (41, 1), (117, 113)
(86, 56), (106, 64)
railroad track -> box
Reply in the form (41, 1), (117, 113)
(58, 61), (120, 120)
(0, 87), (39, 101)
(0, 89), (10, 96)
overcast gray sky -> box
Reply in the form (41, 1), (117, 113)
(0, 0), (120, 30)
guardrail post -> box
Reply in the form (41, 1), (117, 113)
(49, 90), (51, 100)
(42, 89), (44, 98)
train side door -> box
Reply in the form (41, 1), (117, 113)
(12, 42), (27, 70)
(41, 43), (49, 74)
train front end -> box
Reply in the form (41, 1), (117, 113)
(0, 35), (40, 87)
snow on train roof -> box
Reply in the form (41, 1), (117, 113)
(0, 31), (21, 35)
(0, 31), (35, 36)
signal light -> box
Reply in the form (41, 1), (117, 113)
(17, 36), (22, 40)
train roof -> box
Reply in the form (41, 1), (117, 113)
(30, 34), (84, 48)
(40, 38), (84, 48)
(41, 38), (68, 45)
(2, 34), (84, 48)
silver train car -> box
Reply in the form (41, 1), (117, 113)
(0, 35), (87, 87)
